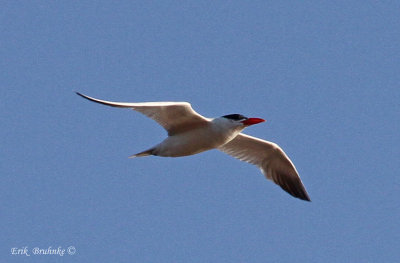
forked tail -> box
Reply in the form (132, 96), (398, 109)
(128, 148), (155, 158)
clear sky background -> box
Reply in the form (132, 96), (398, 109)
(2, 1), (399, 262)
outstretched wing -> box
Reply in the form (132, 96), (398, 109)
(76, 92), (210, 135)
(219, 133), (310, 201)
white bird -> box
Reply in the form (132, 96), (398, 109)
(76, 92), (311, 201)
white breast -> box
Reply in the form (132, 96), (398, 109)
(153, 119), (243, 157)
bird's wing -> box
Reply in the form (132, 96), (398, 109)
(218, 133), (310, 201)
(76, 92), (210, 135)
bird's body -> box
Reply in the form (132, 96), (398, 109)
(76, 92), (311, 201)
(143, 117), (245, 157)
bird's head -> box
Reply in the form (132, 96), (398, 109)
(221, 114), (265, 128)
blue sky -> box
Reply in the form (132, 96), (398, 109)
(2, 1), (399, 262)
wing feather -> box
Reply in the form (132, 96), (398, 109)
(76, 92), (209, 135)
(219, 133), (311, 201)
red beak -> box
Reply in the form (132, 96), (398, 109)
(241, 118), (265, 126)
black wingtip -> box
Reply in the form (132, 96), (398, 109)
(75, 91), (97, 104)
(296, 187), (311, 202)
(288, 189), (311, 202)
(75, 91), (86, 98)
(300, 194), (311, 202)
(286, 192), (311, 202)
(291, 188), (311, 202)
(274, 171), (311, 202)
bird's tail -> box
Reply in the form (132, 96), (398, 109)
(128, 148), (155, 158)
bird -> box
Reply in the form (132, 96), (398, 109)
(76, 92), (311, 201)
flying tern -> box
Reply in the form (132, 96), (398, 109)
(76, 92), (310, 201)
